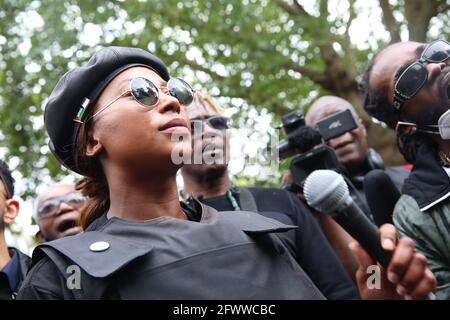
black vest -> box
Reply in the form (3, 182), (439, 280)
(32, 203), (325, 300)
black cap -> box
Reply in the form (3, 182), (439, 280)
(44, 46), (170, 173)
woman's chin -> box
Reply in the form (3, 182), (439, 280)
(169, 143), (192, 166)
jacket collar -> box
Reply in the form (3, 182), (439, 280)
(402, 143), (450, 211)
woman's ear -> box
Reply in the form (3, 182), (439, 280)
(3, 199), (19, 225)
(85, 131), (104, 157)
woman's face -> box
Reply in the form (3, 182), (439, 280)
(86, 67), (192, 175)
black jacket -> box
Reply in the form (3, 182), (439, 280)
(0, 247), (31, 300)
(200, 187), (359, 300)
(402, 143), (450, 211)
(18, 202), (325, 300)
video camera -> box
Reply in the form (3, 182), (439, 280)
(277, 109), (358, 191)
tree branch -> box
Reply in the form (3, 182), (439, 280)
(276, 0), (311, 17)
(436, 0), (450, 14)
(340, 0), (358, 78)
(319, 0), (328, 17)
(345, 0), (357, 36)
(283, 61), (328, 87)
(378, 0), (402, 43)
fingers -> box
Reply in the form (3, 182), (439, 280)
(387, 236), (415, 284)
(395, 253), (427, 296)
(386, 237), (437, 299)
(407, 269), (437, 300)
(379, 224), (397, 251)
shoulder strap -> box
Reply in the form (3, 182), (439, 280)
(34, 231), (153, 278)
(237, 187), (258, 212)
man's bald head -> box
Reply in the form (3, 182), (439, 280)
(35, 183), (83, 242)
(36, 183), (76, 207)
(305, 96), (368, 175)
(305, 96), (360, 127)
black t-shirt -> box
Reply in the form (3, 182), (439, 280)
(200, 187), (359, 300)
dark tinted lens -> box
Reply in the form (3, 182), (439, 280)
(208, 116), (229, 130)
(396, 63), (427, 98)
(131, 77), (159, 106)
(168, 78), (194, 105)
(423, 40), (450, 62)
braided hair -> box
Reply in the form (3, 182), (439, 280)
(359, 50), (435, 164)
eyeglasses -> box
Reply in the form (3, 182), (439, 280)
(75, 77), (194, 123)
(190, 115), (230, 132)
(394, 40), (450, 110)
(395, 121), (441, 136)
(37, 192), (86, 219)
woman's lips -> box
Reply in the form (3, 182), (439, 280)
(159, 118), (190, 134)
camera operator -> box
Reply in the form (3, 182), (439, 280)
(360, 39), (450, 299)
(283, 96), (409, 216)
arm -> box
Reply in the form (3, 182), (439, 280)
(286, 193), (360, 299)
(350, 224), (436, 300)
(313, 211), (360, 281)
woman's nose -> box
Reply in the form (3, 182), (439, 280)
(157, 93), (181, 114)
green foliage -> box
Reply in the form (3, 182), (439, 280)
(0, 0), (449, 196)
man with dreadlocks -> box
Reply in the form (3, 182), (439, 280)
(360, 40), (450, 299)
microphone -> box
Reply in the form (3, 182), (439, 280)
(364, 169), (401, 227)
(303, 169), (391, 268)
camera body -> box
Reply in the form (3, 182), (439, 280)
(278, 109), (358, 190)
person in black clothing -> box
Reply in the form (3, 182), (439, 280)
(180, 91), (436, 300)
(180, 92), (358, 299)
(17, 46), (435, 300)
(17, 46), (329, 299)
(303, 96), (410, 211)
(0, 160), (30, 299)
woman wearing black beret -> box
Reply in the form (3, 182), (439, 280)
(17, 46), (326, 299)
(17, 46), (436, 300)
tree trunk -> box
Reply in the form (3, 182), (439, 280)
(404, 0), (440, 41)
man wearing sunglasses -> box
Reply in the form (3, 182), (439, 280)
(0, 160), (30, 299)
(35, 183), (84, 242)
(180, 91), (359, 300)
(361, 39), (450, 299)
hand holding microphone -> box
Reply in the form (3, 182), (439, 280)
(304, 170), (436, 300)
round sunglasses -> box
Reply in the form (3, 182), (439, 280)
(76, 77), (194, 123)
(190, 115), (230, 132)
(394, 40), (450, 110)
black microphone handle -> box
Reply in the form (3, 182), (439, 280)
(333, 199), (392, 269)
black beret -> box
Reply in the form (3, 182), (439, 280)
(44, 46), (170, 173)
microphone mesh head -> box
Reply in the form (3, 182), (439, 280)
(304, 170), (349, 213)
